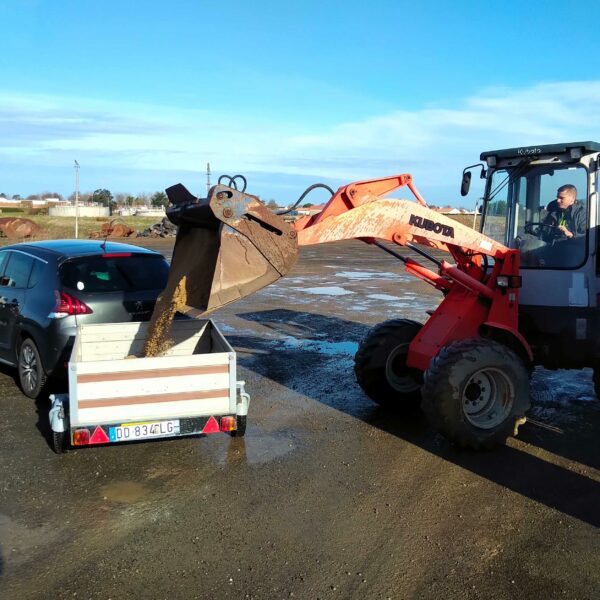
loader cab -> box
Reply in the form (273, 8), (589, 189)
(474, 141), (600, 368)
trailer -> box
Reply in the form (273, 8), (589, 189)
(48, 319), (250, 453)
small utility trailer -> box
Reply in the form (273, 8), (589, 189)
(48, 319), (250, 453)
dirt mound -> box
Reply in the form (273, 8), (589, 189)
(137, 217), (177, 238)
(89, 221), (137, 239)
(0, 217), (41, 238)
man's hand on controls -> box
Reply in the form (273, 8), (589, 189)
(557, 225), (573, 238)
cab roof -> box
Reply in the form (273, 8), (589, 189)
(480, 141), (600, 161)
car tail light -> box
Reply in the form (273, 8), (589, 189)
(50, 291), (93, 318)
(220, 416), (236, 432)
(72, 429), (90, 446)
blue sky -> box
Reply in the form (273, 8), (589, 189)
(1, 0), (599, 206)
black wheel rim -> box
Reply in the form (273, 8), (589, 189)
(385, 342), (421, 393)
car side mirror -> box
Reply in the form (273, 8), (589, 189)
(461, 171), (472, 197)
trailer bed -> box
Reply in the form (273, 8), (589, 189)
(49, 319), (249, 452)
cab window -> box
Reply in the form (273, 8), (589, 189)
(484, 166), (588, 269)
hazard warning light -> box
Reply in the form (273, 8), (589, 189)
(202, 416), (220, 434)
(89, 426), (110, 444)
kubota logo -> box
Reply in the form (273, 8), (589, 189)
(409, 215), (455, 238)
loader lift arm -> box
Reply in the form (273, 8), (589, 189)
(292, 174), (532, 372)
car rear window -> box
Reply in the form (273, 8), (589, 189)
(59, 254), (169, 293)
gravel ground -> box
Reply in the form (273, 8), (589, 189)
(0, 239), (599, 600)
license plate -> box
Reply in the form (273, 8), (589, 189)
(109, 420), (180, 443)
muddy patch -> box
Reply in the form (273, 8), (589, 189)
(101, 481), (148, 504)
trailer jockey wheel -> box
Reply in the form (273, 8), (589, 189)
(354, 319), (423, 409)
(421, 339), (530, 450)
(52, 430), (68, 454)
(232, 415), (247, 437)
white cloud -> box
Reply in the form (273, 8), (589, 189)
(1, 81), (599, 202)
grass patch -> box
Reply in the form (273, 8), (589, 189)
(0, 215), (164, 245)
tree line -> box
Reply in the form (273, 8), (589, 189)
(0, 190), (169, 208)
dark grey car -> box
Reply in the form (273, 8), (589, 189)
(0, 240), (169, 398)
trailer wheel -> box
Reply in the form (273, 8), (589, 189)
(232, 415), (246, 437)
(422, 339), (530, 450)
(354, 319), (423, 408)
(52, 429), (68, 454)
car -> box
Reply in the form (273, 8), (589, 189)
(0, 239), (170, 399)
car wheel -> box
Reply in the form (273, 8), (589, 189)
(18, 338), (48, 399)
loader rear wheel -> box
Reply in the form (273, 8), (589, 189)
(354, 319), (423, 409)
(421, 339), (530, 450)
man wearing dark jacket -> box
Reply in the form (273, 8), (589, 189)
(541, 184), (586, 242)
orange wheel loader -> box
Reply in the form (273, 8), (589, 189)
(162, 141), (600, 450)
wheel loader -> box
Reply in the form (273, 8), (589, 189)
(161, 141), (600, 450)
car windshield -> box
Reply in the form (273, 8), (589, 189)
(59, 254), (169, 293)
(482, 165), (588, 269)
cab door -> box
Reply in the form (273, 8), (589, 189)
(0, 251), (33, 362)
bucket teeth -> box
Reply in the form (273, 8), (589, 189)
(161, 184), (298, 316)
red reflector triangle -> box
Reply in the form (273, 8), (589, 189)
(90, 426), (109, 444)
(202, 416), (220, 434)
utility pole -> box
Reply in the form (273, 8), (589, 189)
(206, 162), (211, 195)
(74, 160), (80, 239)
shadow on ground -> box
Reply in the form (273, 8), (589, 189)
(232, 308), (600, 529)
(0, 363), (67, 452)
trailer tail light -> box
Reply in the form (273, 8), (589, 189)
(73, 429), (90, 446)
(50, 291), (93, 318)
(220, 416), (236, 432)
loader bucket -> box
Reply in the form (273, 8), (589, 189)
(162, 183), (299, 316)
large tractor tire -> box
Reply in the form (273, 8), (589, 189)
(421, 339), (530, 450)
(354, 319), (423, 409)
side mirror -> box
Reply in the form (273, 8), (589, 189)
(461, 171), (472, 197)
(460, 163), (487, 197)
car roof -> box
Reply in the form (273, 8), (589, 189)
(0, 239), (162, 260)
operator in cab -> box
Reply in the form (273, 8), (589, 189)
(541, 184), (586, 242)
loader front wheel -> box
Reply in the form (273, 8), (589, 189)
(354, 319), (423, 409)
(422, 339), (530, 450)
